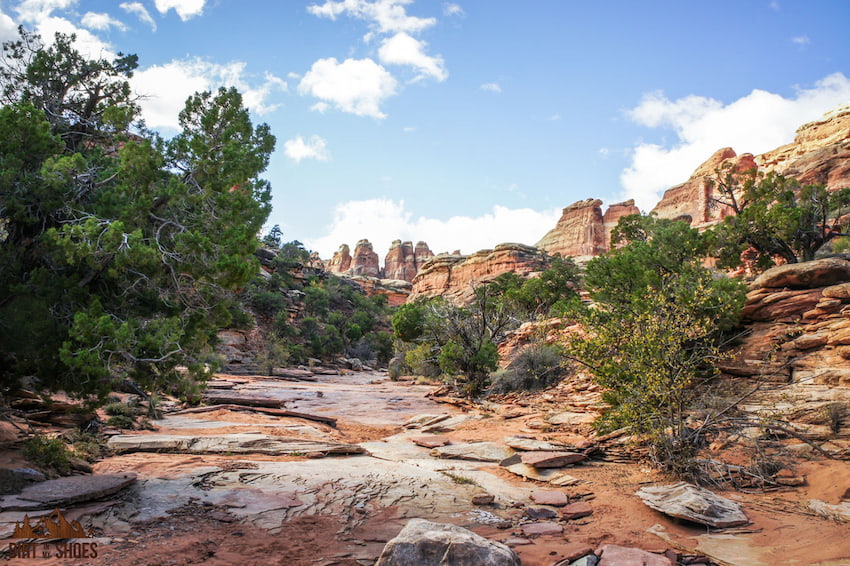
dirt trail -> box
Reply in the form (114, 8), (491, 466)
(3, 371), (850, 566)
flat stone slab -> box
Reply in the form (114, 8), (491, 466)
(636, 482), (748, 528)
(809, 499), (850, 522)
(0, 473), (136, 511)
(410, 435), (450, 448)
(561, 501), (593, 520)
(504, 436), (577, 452)
(546, 411), (596, 426)
(501, 454), (583, 486)
(106, 433), (366, 456)
(520, 522), (563, 537)
(598, 544), (672, 566)
(421, 414), (479, 433)
(520, 451), (586, 468)
(430, 442), (513, 462)
(530, 490), (568, 506)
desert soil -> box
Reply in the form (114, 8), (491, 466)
(2, 370), (850, 566)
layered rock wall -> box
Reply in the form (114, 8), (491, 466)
(384, 240), (434, 282)
(350, 239), (380, 277)
(536, 198), (639, 260)
(410, 243), (549, 303)
(327, 244), (352, 274)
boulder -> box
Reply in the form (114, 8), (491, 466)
(636, 482), (748, 528)
(809, 499), (850, 522)
(375, 519), (520, 566)
(751, 258), (850, 290)
(597, 544), (672, 566)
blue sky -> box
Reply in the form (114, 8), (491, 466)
(1, 0), (849, 258)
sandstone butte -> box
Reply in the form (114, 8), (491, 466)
(537, 107), (850, 260)
(326, 107), (850, 302)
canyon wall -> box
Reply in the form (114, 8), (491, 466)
(409, 243), (549, 303)
(536, 199), (640, 260)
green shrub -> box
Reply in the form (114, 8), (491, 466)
(103, 402), (136, 417)
(106, 415), (135, 429)
(22, 435), (71, 476)
(405, 342), (442, 378)
(489, 343), (567, 394)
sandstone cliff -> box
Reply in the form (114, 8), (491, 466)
(327, 244), (352, 274)
(350, 239), (380, 277)
(409, 243), (549, 303)
(384, 240), (434, 282)
(652, 107), (850, 226)
(536, 198), (639, 260)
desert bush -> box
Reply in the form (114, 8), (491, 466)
(22, 435), (71, 476)
(489, 343), (567, 394)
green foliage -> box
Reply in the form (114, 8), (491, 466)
(707, 167), (850, 270)
(404, 342), (442, 378)
(0, 29), (274, 399)
(489, 343), (567, 394)
(105, 415), (135, 429)
(22, 435), (71, 476)
(103, 402), (136, 417)
(392, 302), (425, 341)
(488, 257), (581, 318)
(568, 214), (746, 475)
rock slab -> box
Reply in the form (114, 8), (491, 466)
(0, 473), (136, 511)
(636, 482), (748, 528)
(597, 544), (672, 566)
(520, 451), (586, 468)
(375, 518), (520, 566)
(107, 433), (365, 456)
(430, 442), (512, 462)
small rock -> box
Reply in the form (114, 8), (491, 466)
(11, 468), (46, 483)
(411, 435), (450, 449)
(809, 499), (850, 522)
(525, 507), (558, 520)
(520, 522), (563, 537)
(561, 502), (593, 520)
(546, 412), (596, 426)
(597, 544), (672, 566)
(530, 491), (569, 507)
(521, 451), (586, 468)
(209, 511), (235, 523)
(472, 493), (495, 505)
(502, 537), (532, 547)
(504, 437), (575, 452)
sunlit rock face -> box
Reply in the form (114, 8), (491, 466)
(351, 239), (380, 277)
(410, 243), (549, 303)
(327, 244), (352, 274)
(536, 199), (607, 261)
(384, 240), (434, 282)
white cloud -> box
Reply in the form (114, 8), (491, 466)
(0, 9), (18, 42)
(792, 35), (810, 45)
(154, 0), (206, 21)
(34, 16), (114, 58)
(308, 0), (436, 35)
(403, 126), (415, 132)
(14, 0), (75, 23)
(284, 135), (330, 163)
(305, 198), (562, 258)
(548, 113), (561, 121)
(120, 2), (156, 31)
(378, 32), (447, 82)
(132, 58), (287, 130)
(81, 12), (127, 31)
(443, 3), (464, 17)
(620, 72), (850, 211)
(480, 82), (501, 93)
(298, 57), (397, 118)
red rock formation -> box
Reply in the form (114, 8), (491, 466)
(384, 240), (435, 282)
(653, 107), (850, 228)
(351, 239), (380, 277)
(650, 148), (757, 229)
(410, 243), (549, 303)
(327, 244), (352, 274)
(602, 199), (640, 248)
(536, 199), (607, 260)
(348, 276), (411, 307)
